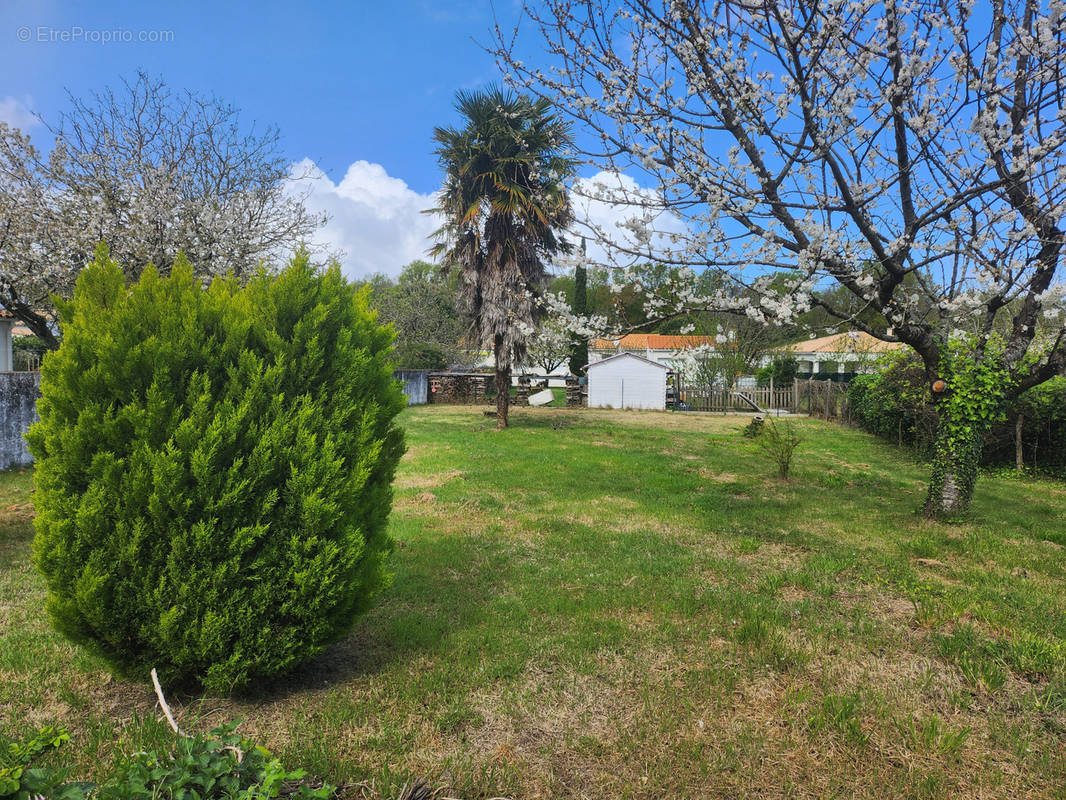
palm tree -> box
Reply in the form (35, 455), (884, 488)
(431, 87), (575, 429)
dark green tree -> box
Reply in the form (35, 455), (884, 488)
(366, 261), (467, 369)
(756, 355), (800, 388)
(568, 242), (589, 376)
(431, 87), (576, 428)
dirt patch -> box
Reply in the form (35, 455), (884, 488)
(0, 502), (35, 528)
(870, 594), (917, 622)
(779, 584), (815, 604)
(394, 470), (463, 490)
(393, 491), (438, 512)
(697, 469), (740, 483)
(914, 557), (949, 568)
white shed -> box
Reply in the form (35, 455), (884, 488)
(587, 352), (669, 410)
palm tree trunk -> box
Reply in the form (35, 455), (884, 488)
(494, 333), (510, 429)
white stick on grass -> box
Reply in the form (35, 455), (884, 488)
(151, 667), (186, 737)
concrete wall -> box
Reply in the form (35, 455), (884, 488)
(394, 369), (429, 405)
(588, 354), (667, 410)
(0, 371), (40, 470)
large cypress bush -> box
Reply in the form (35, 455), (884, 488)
(28, 247), (405, 692)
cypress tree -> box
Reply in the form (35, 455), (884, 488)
(28, 246), (405, 692)
(568, 239), (589, 376)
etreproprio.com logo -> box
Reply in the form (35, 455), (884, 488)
(16, 26), (175, 44)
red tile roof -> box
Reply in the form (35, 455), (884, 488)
(592, 334), (716, 351)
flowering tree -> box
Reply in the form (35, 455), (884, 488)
(525, 315), (574, 373)
(431, 87), (575, 428)
(0, 73), (324, 348)
(497, 0), (1066, 516)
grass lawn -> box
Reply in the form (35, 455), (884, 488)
(2, 406), (1066, 798)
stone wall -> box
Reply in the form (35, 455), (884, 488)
(565, 376), (587, 408)
(515, 376), (531, 407)
(0, 372), (40, 470)
(428, 373), (493, 404)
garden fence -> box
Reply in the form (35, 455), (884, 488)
(674, 376), (852, 421)
(792, 377), (854, 423)
(674, 381), (795, 414)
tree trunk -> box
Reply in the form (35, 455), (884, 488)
(924, 417), (985, 518)
(1, 303), (59, 350)
(494, 334), (510, 430)
(1015, 414), (1024, 472)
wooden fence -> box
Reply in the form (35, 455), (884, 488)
(674, 376), (853, 421)
(792, 378), (853, 422)
(675, 382), (795, 414)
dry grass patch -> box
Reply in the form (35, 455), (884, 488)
(394, 469), (464, 490)
(696, 468), (741, 483)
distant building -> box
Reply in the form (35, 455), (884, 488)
(590, 334), (716, 371)
(775, 331), (905, 378)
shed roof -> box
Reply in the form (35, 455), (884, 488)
(587, 351), (671, 370)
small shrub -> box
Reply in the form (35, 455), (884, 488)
(741, 416), (764, 438)
(758, 417), (803, 479)
(99, 723), (332, 800)
(0, 724), (332, 800)
(28, 247), (406, 692)
(0, 726), (79, 800)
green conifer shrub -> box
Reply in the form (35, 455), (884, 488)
(28, 247), (405, 693)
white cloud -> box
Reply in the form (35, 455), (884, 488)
(288, 158), (441, 279)
(0, 96), (40, 132)
(288, 160), (686, 282)
(568, 170), (689, 269)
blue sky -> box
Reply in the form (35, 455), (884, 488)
(5, 1), (639, 277)
(1, 0), (516, 193)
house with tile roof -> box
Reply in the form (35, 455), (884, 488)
(774, 331), (906, 378)
(589, 334), (717, 371)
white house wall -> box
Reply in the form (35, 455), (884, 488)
(588, 355), (667, 410)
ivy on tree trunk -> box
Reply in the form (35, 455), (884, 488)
(923, 336), (1010, 519)
(924, 413), (986, 518)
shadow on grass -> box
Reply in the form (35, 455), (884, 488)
(249, 522), (523, 700)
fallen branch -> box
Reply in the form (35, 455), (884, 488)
(150, 667), (186, 737)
